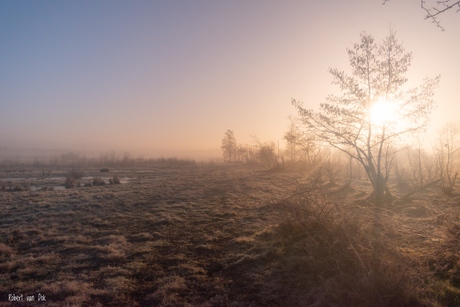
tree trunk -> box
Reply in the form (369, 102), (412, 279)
(367, 174), (393, 204)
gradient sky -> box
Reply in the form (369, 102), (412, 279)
(1, 1), (459, 159)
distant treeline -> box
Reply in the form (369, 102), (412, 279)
(0, 154), (196, 168)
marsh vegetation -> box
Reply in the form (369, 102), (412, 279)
(1, 152), (460, 306)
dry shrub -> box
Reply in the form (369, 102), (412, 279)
(109, 176), (120, 184)
(92, 177), (105, 186)
(423, 222), (460, 305)
(64, 167), (84, 188)
(275, 181), (418, 306)
(13, 183), (29, 191)
(67, 167), (83, 180)
(0, 182), (30, 192)
(64, 177), (74, 189)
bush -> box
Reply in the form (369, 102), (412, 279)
(67, 168), (83, 180)
(92, 177), (105, 186)
(274, 180), (418, 306)
(64, 177), (74, 188)
(64, 167), (84, 188)
(257, 142), (277, 168)
(1, 182), (30, 192)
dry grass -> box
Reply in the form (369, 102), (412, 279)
(272, 181), (422, 306)
(0, 163), (459, 305)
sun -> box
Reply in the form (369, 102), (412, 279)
(369, 97), (396, 126)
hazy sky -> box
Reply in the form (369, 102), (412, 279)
(1, 1), (459, 158)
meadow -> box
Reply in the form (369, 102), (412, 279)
(1, 161), (460, 306)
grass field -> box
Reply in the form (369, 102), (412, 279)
(1, 163), (460, 306)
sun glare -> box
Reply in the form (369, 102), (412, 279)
(369, 98), (396, 126)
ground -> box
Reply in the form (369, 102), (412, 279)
(0, 163), (459, 306)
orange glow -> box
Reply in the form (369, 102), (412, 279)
(369, 97), (397, 127)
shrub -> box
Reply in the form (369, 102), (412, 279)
(1, 182), (30, 192)
(92, 177), (105, 186)
(64, 167), (84, 188)
(257, 142), (277, 168)
(64, 177), (74, 188)
(67, 168), (83, 179)
(274, 180), (418, 306)
(13, 183), (30, 192)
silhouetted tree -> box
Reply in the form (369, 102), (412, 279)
(252, 135), (277, 168)
(221, 130), (237, 162)
(434, 123), (460, 195)
(293, 30), (440, 203)
(237, 144), (256, 163)
(383, 0), (459, 31)
(298, 128), (320, 165)
(284, 116), (302, 162)
(257, 142), (277, 168)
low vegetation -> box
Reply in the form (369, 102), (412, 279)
(92, 177), (106, 186)
(1, 161), (460, 305)
(64, 168), (84, 188)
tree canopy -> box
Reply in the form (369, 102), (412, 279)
(293, 30), (440, 203)
(221, 130), (237, 162)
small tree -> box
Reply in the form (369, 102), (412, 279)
(283, 116), (302, 162)
(252, 136), (277, 168)
(434, 123), (460, 195)
(241, 144), (257, 163)
(293, 30), (439, 203)
(406, 133), (437, 188)
(221, 130), (237, 162)
(298, 129), (320, 166)
(257, 142), (277, 168)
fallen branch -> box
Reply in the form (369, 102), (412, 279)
(400, 178), (441, 200)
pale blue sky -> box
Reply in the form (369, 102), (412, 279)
(1, 1), (459, 158)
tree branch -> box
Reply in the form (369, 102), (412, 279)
(384, 0), (460, 31)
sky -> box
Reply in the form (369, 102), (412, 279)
(1, 0), (459, 159)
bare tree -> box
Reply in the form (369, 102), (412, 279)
(236, 143), (256, 163)
(221, 129), (237, 162)
(258, 143), (277, 169)
(405, 133), (437, 188)
(293, 30), (439, 203)
(298, 129), (320, 166)
(383, 0), (460, 31)
(283, 116), (302, 162)
(252, 136), (277, 168)
(434, 123), (460, 195)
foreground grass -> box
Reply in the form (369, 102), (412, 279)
(0, 164), (459, 306)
